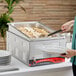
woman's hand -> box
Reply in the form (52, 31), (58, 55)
(61, 20), (74, 32)
(61, 49), (76, 58)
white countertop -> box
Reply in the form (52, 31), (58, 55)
(0, 57), (72, 76)
(0, 43), (72, 76)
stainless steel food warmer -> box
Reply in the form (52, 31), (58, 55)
(7, 21), (66, 66)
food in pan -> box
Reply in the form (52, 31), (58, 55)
(16, 25), (49, 38)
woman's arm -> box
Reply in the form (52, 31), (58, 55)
(61, 20), (74, 32)
(61, 20), (75, 58)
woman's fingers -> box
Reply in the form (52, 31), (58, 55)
(61, 49), (75, 58)
(61, 54), (70, 58)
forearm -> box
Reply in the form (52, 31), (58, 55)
(74, 50), (76, 56)
(69, 20), (74, 28)
(68, 20), (74, 32)
(69, 20), (74, 23)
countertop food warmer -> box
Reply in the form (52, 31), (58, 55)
(7, 21), (66, 66)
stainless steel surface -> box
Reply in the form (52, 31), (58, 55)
(7, 22), (66, 66)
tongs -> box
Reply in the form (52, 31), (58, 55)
(48, 29), (62, 36)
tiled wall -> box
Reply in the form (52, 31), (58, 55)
(0, 0), (76, 49)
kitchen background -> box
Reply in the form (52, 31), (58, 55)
(0, 0), (76, 50)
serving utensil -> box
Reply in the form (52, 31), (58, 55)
(48, 29), (62, 36)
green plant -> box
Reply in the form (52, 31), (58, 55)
(0, 0), (23, 38)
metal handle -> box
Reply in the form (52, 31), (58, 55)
(48, 29), (62, 36)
